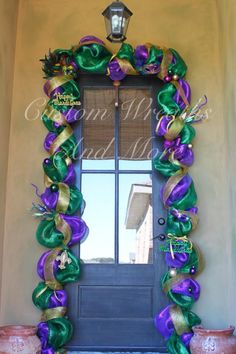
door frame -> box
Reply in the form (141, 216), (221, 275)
(66, 74), (168, 352)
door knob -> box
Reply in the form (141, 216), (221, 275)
(158, 217), (165, 225)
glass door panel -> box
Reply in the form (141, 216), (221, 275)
(119, 173), (153, 264)
(80, 173), (115, 263)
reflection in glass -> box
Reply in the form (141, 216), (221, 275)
(80, 174), (115, 263)
(119, 174), (153, 264)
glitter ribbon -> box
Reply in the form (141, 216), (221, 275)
(56, 183), (70, 214)
(169, 305), (190, 335)
(162, 170), (188, 208)
(42, 306), (67, 321)
(44, 249), (63, 291)
(54, 213), (72, 246)
(49, 125), (73, 155)
(44, 75), (73, 97)
(158, 47), (173, 80)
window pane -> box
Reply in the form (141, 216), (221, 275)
(119, 159), (152, 171)
(80, 174), (115, 263)
(82, 89), (115, 169)
(119, 174), (153, 264)
(82, 159), (114, 170)
(119, 89), (152, 164)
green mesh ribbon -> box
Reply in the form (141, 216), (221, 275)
(182, 309), (201, 328)
(32, 282), (55, 310)
(74, 42), (112, 73)
(180, 125), (196, 144)
(57, 185), (83, 215)
(117, 43), (135, 64)
(167, 333), (190, 354)
(180, 247), (200, 274)
(169, 49), (187, 77)
(36, 218), (65, 248)
(48, 318), (73, 350)
(42, 109), (65, 133)
(43, 152), (69, 183)
(167, 211), (193, 237)
(153, 155), (181, 177)
(146, 46), (163, 66)
(158, 83), (183, 116)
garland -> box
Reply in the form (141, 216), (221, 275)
(32, 35), (206, 354)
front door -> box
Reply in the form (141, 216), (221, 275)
(66, 75), (168, 352)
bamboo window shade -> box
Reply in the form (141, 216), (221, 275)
(82, 88), (152, 160)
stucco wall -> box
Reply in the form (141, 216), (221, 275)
(216, 0), (236, 325)
(0, 0), (19, 313)
(0, 0), (235, 331)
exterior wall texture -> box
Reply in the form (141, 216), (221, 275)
(0, 0), (19, 313)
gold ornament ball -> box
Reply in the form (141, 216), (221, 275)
(173, 74), (179, 81)
(169, 268), (177, 277)
(188, 144), (193, 149)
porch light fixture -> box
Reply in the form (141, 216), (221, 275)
(102, 0), (133, 43)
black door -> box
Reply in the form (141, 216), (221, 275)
(66, 75), (168, 352)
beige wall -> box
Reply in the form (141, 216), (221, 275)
(0, 0), (235, 331)
(0, 0), (19, 313)
(216, 0), (236, 325)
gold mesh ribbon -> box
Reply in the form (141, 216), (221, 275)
(169, 305), (190, 335)
(115, 57), (138, 75)
(158, 47), (173, 80)
(44, 174), (54, 188)
(183, 210), (199, 231)
(163, 273), (191, 294)
(56, 183), (70, 213)
(45, 75), (73, 97)
(49, 125), (73, 155)
(44, 249), (63, 290)
(194, 243), (205, 275)
(55, 213), (72, 245)
(43, 103), (68, 126)
(41, 306), (67, 321)
(164, 116), (185, 141)
(162, 170), (188, 208)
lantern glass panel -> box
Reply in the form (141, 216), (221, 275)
(121, 15), (130, 37)
(111, 9), (124, 36)
(104, 15), (112, 37)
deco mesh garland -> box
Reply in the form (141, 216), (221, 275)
(32, 35), (206, 354)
